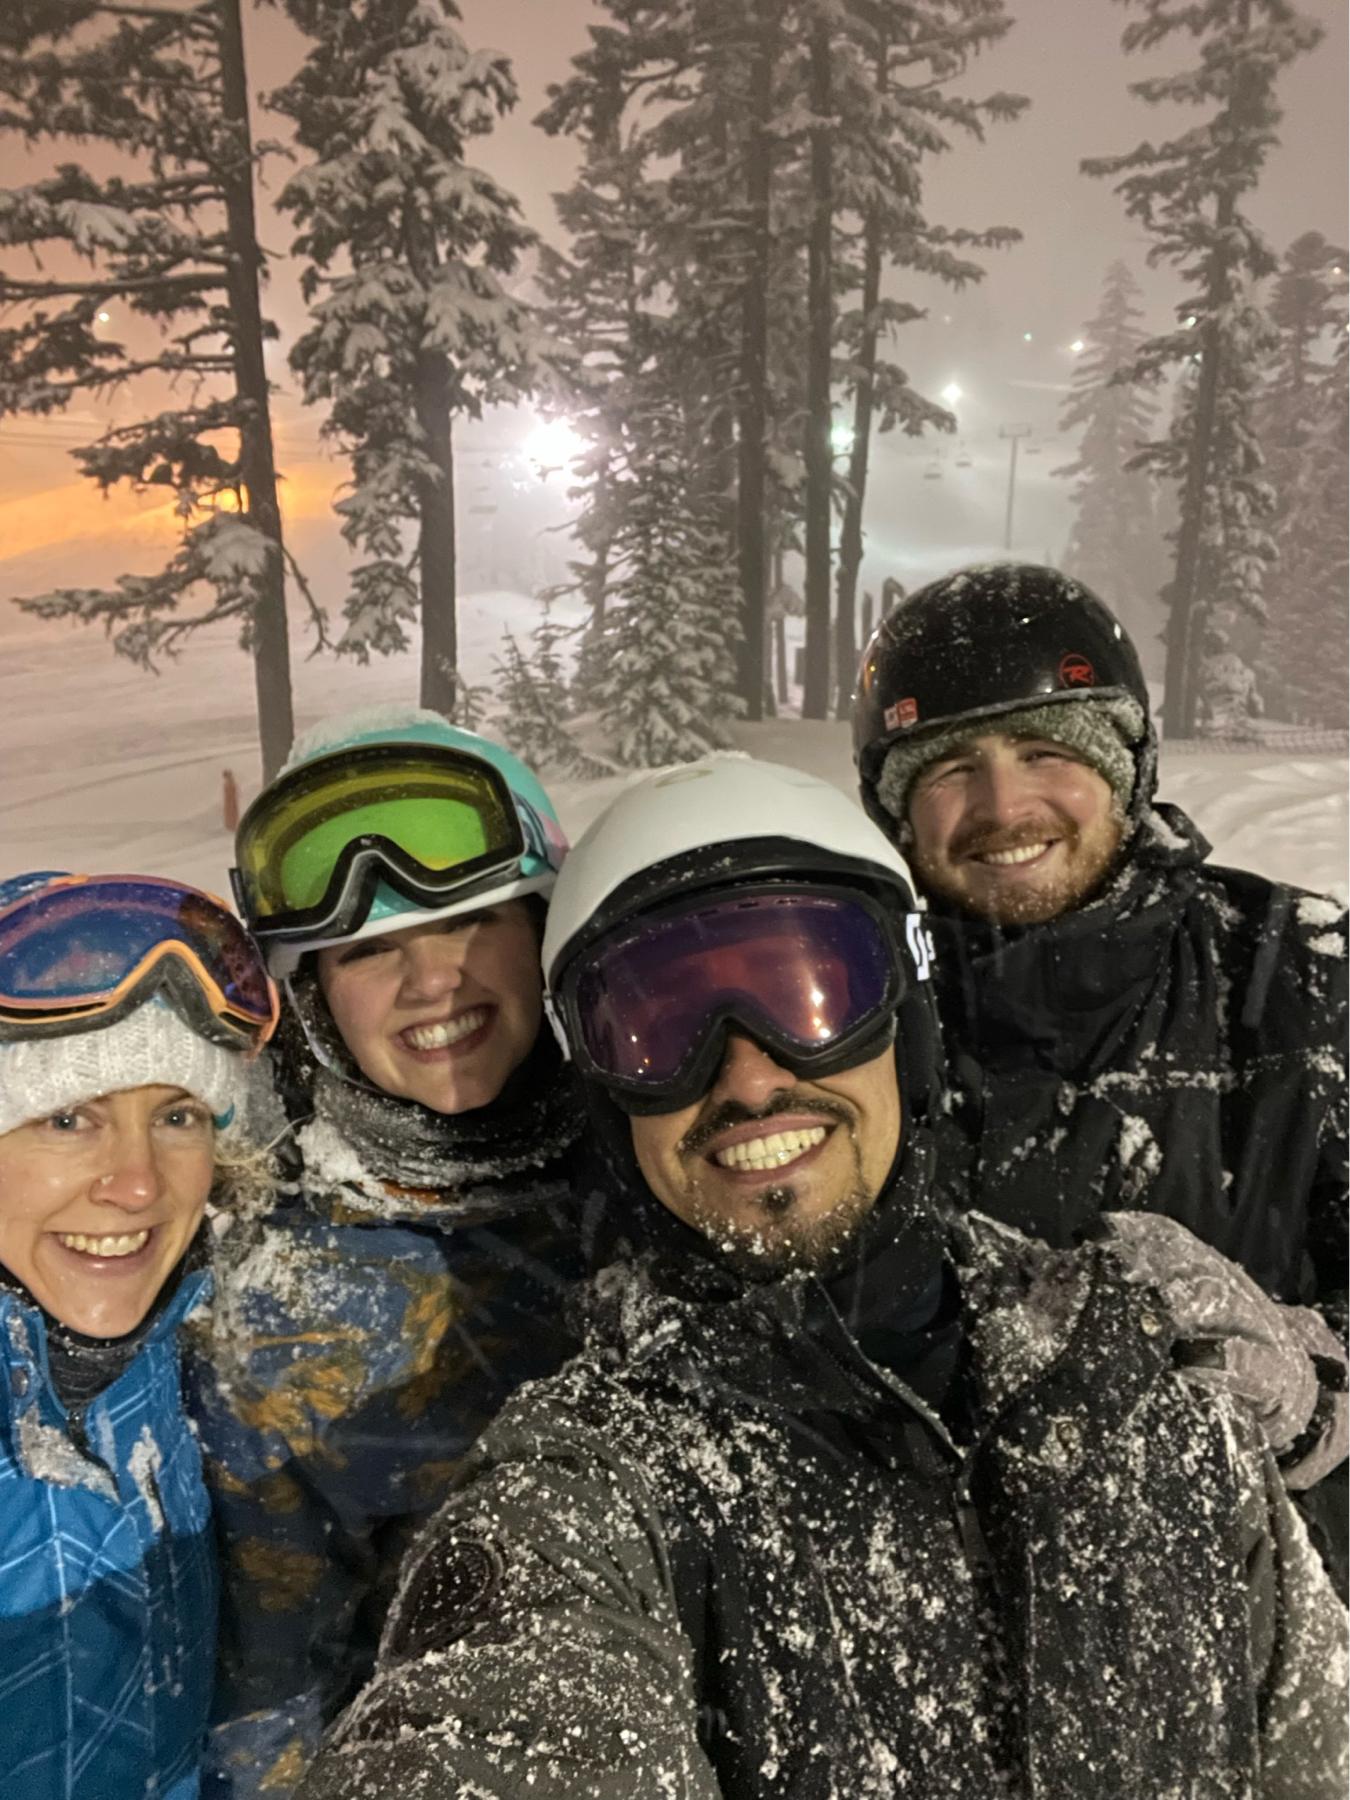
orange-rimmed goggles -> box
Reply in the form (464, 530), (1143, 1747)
(0, 873), (278, 1052)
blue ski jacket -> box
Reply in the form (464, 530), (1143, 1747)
(0, 1270), (217, 1800)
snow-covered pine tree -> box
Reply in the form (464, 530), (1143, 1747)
(0, 0), (301, 776)
(492, 610), (613, 778)
(541, 1), (789, 722)
(828, 0), (1024, 717)
(1256, 234), (1348, 726)
(272, 0), (559, 716)
(534, 26), (670, 709)
(1055, 260), (1168, 672)
(1083, 0), (1323, 738)
(589, 401), (743, 768)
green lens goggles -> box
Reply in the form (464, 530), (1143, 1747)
(231, 743), (526, 945)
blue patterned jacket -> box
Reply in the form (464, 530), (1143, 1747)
(189, 1108), (583, 1799)
(0, 1271), (216, 1800)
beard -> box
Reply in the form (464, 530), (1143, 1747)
(677, 1099), (876, 1278)
(916, 811), (1124, 925)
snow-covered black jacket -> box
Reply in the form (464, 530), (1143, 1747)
(188, 1028), (585, 1798)
(294, 1184), (1347, 1800)
(925, 804), (1346, 1315)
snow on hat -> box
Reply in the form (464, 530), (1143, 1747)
(876, 694), (1148, 833)
(0, 999), (249, 1140)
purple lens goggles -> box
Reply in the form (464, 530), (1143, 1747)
(564, 888), (901, 1104)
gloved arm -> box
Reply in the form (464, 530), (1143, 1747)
(1104, 1211), (1348, 1489)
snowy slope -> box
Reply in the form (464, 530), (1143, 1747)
(0, 594), (1345, 902)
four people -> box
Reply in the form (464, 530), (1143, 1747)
(5, 563), (1346, 1796)
(0, 872), (276, 1799)
(292, 756), (1347, 1799)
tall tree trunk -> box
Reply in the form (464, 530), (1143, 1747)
(415, 350), (458, 715)
(218, 0), (294, 780)
(1161, 0), (1252, 740)
(801, 17), (833, 721)
(735, 0), (777, 721)
(833, 209), (882, 720)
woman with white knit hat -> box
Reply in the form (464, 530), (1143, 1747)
(0, 870), (277, 1800)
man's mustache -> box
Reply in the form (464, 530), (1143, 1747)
(679, 1090), (854, 1158)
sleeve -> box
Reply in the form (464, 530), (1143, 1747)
(191, 1207), (581, 1799)
(292, 1397), (722, 1800)
(1237, 1422), (1350, 1800)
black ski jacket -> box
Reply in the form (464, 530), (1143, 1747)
(294, 1195), (1346, 1800)
(926, 804), (1347, 1316)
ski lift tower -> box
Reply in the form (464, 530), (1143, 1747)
(997, 423), (1033, 552)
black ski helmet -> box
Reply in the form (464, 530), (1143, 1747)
(852, 563), (1155, 830)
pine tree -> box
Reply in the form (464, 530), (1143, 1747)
(493, 612), (614, 777)
(0, 0), (303, 776)
(1256, 234), (1348, 725)
(827, 0), (1024, 717)
(589, 402), (743, 768)
(1083, 0), (1323, 738)
(1056, 260), (1168, 670)
(272, 0), (559, 716)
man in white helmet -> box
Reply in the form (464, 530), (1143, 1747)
(297, 756), (1346, 1800)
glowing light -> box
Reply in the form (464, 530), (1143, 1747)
(525, 418), (584, 473)
(1184, 315), (1198, 328)
(1022, 332), (1033, 342)
(830, 422), (855, 455)
(96, 310), (110, 323)
(1069, 339), (1085, 355)
(940, 381), (963, 406)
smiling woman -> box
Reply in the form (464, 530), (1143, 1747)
(193, 706), (586, 1799)
(0, 868), (276, 1800)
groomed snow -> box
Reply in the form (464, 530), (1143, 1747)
(0, 591), (1344, 903)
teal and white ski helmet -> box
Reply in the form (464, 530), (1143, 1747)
(239, 707), (568, 979)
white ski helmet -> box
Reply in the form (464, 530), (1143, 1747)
(543, 755), (939, 1111)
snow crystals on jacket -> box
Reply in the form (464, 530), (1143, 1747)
(0, 1270), (216, 1800)
(927, 803), (1347, 1315)
(295, 1215), (1348, 1800)
(189, 1102), (584, 1798)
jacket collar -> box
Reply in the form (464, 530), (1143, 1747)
(0, 1265), (211, 1456)
(928, 804), (1210, 1072)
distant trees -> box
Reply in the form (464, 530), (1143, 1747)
(1056, 260), (1168, 671)
(538, 0), (1024, 736)
(1084, 0), (1324, 738)
(272, 0), (558, 718)
(0, 0), (303, 777)
(1255, 232), (1347, 726)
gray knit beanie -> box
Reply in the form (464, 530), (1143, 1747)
(877, 694), (1148, 831)
(0, 1000), (250, 1139)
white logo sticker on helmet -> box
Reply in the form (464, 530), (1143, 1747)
(905, 913), (934, 981)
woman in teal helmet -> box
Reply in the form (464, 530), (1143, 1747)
(190, 710), (583, 1799)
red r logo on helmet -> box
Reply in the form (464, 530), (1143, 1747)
(1058, 653), (1095, 687)
(884, 697), (919, 730)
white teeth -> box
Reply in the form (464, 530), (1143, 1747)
(404, 1008), (489, 1051)
(979, 843), (1050, 867)
(56, 1230), (150, 1258)
(714, 1126), (828, 1171)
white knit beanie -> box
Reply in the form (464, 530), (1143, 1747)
(0, 1000), (249, 1139)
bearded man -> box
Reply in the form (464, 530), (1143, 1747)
(853, 563), (1349, 1587)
